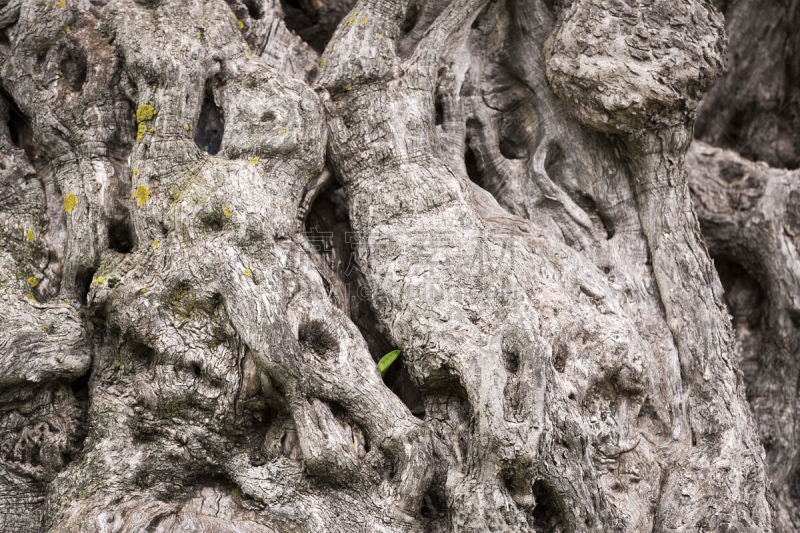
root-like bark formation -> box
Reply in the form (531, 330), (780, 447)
(0, 0), (791, 531)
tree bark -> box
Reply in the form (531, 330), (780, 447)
(0, 0), (793, 531)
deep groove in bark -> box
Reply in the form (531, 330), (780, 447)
(4, 96), (36, 161)
(463, 140), (484, 188)
(304, 183), (426, 417)
(75, 267), (97, 306)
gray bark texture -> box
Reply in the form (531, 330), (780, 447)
(0, 0), (796, 531)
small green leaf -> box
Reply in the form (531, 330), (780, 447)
(378, 349), (400, 377)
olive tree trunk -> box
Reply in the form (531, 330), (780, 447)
(0, 0), (795, 531)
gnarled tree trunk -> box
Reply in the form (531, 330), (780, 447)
(0, 0), (795, 531)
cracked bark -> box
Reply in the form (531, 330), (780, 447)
(0, 0), (793, 531)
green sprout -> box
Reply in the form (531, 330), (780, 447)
(378, 349), (400, 377)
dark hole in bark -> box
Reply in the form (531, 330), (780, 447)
(70, 370), (91, 407)
(7, 101), (29, 149)
(61, 47), (88, 92)
(497, 115), (529, 160)
(200, 211), (225, 231)
(243, 0), (264, 19)
(130, 339), (157, 363)
(280, 0), (355, 53)
(553, 340), (568, 373)
(719, 160), (746, 184)
(544, 142), (564, 180)
(75, 267), (96, 305)
(401, 2), (420, 34)
(498, 136), (527, 160)
(531, 479), (566, 530)
(0, 33), (9, 66)
(471, 7), (483, 29)
(504, 347), (520, 374)
(189, 361), (202, 377)
(305, 181), (426, 418)
(420, 485), (449, 521)
(194, 84), (224, 155)
(3, 91), (47, 173)
(37, 46), (48, 65)
(298, 319), (339, 356)
(383, 358), (426, 419)
(789, 309), (800, 330)
(464, 141), (484, 187)
(434, 93), (444, 126)
(714, 256), (764, 328)
(107, 217), (134, 253)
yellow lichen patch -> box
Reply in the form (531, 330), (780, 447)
(378, 33), (383, 40)
(149, 126), (155, 133)
(140, 287), (147, 293)
(243, 268), (252, 277)
(64, 191), (78, 213)
(136, 104), (157, 123)
(62, 301), (69, 306)
(231, 487), (240, 498)
(345, 84), (352, 91)
(377, 57), (381, 63)
(58, 70), (64, 79)
(237, 20), (244, 29)
(321, 58), (326, 68)
(132, 185), (150, 206)
(280, 127), (286, 135)
(249, 156), (259, 164)
(136, 122), (146, 142)
(92, 276), (106, 285)
(26, 229), (34, 242)
(184, 123), (190, 131)
(133, 168), (140, 176)
(153, 240), (160, 248)
(27, 276), (39, 287)
(223, 206), (233, 217)
(58, 0), (66, 7)
(25, 293), (36, 301)
(360, 17), (367, 25)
